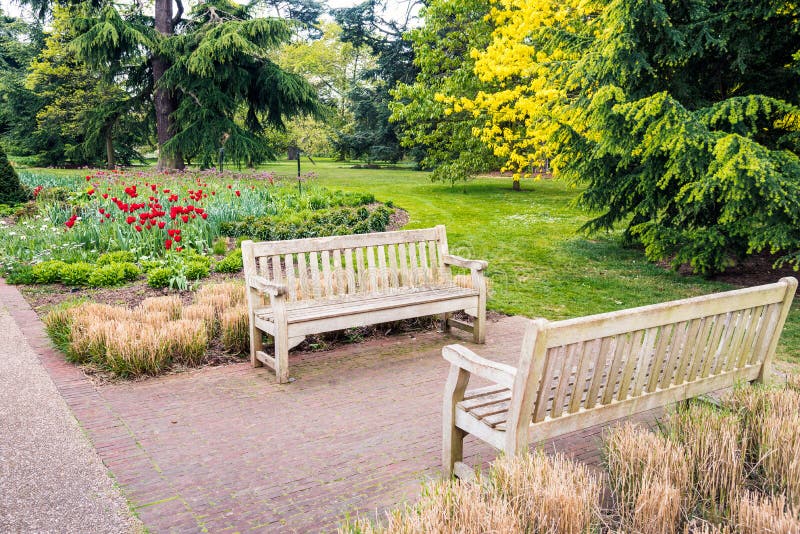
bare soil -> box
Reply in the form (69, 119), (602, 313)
(663, 251), (799, 287)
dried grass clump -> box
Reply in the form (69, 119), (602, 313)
(604, 423), (690, 532)
(339, 478), (521, 534)
(43, 305), (76, 351)
(220, 306), (249, 355)
(662, 403), (745, 521)
(102, 321), (171, 376)
(50, 282), (257, 377)
(139, 296), (182, 320)
(196, 282), (245, 315)
(489, 451), (600, 534)
(162, 319), (207, 367)
(786, 374), (800, 392)
(727, 386), (800, 507)
(734, 491), (800, 534)
(182, 303), (216, 338)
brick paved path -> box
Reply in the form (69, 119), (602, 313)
(3, 283), (658, 533)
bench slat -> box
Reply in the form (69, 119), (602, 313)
(285, 254), (297, 302)
(297, 252), (309, 300)
(749, 303), (780, 366)
(321, 250), (333, 297)
(309, 251), (322, 299)
(387, 244), (399, 288)
(585, 337), (611, 409)
(462, 383), (507, 401)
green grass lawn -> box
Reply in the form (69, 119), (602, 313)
(12, 158), (800, 365)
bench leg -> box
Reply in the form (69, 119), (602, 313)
(441, 312), (452, 333)
(274, 330), (290, 384)
(250, 322), (262, 368)
(473, 306), (486, 344)
(443, 365), (470, 477)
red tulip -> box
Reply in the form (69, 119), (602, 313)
(126, 216), (136, 224)
(235, 190), (241, 197)
(201, 213), (208, 220)
(181, 215), (189, 223)
(157, 221), (165, 229)
(165, 239), (172, 250)
(135, 225), (142, 232)
(174, 235), (182, 242)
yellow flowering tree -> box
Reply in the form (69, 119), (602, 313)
(458, 0), (800, 274)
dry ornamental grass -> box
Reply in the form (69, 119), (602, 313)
(46, 283), (246, 377)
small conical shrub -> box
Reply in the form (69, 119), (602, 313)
(0, 146), (29, 204)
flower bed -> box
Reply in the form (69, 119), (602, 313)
(1, 169), (393, 285)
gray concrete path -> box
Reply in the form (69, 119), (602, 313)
(0, 303), (141, 533)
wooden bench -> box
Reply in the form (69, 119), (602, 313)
(442, 277), (797, 479)
(242, 225), (488, 383)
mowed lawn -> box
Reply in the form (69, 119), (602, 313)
(259, 159), (800, 366)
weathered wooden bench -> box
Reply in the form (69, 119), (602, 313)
(442, 277), (797, 479)
(242, 225), (488, 383)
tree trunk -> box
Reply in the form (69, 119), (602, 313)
(105, 127), (115, 169)
(153, 0), (183, 170)
(512, 178), (521, 191)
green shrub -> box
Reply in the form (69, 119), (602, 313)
(215, 249), (243, 273)
(5, 264), (35, 284)
(0, 146), (29, 204)
(147, 267), (175, 288)
(31, 260), (67, 284)
(219, 204), (393, 241)
(140, 260), (163, 273)
(88, 264), (124, 287)
(212, 237), (228, 255)
(96, 251), (136, 265)
(59, 262), (93, 286)
(117, 262), (140, 281)
(184, 260), (210, 280)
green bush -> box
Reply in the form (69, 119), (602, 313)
(184, 260), (210, 280)
(31, 260), (67, 284)
(140, 260), (163, 273)
(215, 249), (243, 273)
(117, 262), (140, 281)
(88, 264), (125, 287)
(147, 267), (175, 288)
(5, 264), (35, 284)
(96, 251), (136, 265)
(60, 262), (93, 286)
(212, 237), (228, 255)
(0, 146), (29, 204)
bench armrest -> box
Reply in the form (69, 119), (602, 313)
(442, 344), (516, 389)
(443, 254), (488, 272)
(247, 275), (287, 297)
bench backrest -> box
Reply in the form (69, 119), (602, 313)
(241, 225), (453, 303)
(504, 277), (797, 447)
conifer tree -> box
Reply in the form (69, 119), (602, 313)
(0, 145), (28, 204)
